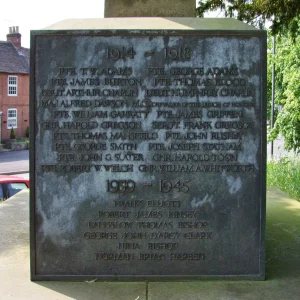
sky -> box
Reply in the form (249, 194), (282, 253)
(0, 0), (105, 48)
(0, 1), (218, 49)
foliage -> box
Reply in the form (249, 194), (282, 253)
(10, 127), (16, 140)
(267, 154), (300, 201)
(25, 126), (29, 138)
(196, 0), (300, 39)
(268, 26), (300, 151)
(197, 2), (300, 150)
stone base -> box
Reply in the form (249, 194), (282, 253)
(104, 0), (196, 17)
(1, 189), (300, 299)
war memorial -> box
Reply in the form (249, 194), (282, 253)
(30, 0), (266, 280)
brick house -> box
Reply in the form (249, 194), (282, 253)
(0, 26), (30, 143)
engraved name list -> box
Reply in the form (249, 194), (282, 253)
(31, 31), (265, 279)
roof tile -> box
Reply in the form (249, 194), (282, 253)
(0, 41), (30, 74)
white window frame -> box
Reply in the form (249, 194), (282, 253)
(7, 108), (17, 129)
(8, 75), (18, 96)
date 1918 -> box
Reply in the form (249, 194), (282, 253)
(164, 46), (191, 60)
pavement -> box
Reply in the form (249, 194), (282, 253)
(0, 188), (299, 300)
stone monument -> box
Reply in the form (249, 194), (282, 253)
(104, 0), (196, 17)
(30, 1), (266, 281)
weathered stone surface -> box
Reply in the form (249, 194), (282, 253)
(2, 189), (300, 298)
(43, 18), (258, 31)
(30, 20), (266, 280)
(104, 0), (196, 17)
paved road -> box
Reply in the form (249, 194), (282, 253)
(0, 150), (29, 175)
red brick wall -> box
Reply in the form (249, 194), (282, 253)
(0, 73), (30, 142)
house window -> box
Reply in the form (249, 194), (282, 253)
(8, 76), (18, 96)
(7, 109), (17, 129)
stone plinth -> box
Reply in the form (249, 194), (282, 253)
(104, 0), (195, 17)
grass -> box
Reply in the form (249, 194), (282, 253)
(267, 153), (300, 201)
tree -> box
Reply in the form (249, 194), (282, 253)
(197, 1), (300, 151)
(268, 28), (300, 151)
(196, 0), (300, 39)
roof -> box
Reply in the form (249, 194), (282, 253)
(43, 17), (259, 31)
(0, 175), (30, 187)
(0, 41), (30, 74)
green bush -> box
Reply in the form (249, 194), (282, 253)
(25, 126), (29, 138)
(267, 154), (300, 201)
(10, 127), (16, 140)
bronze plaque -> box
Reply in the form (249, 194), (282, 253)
(30, 29), (266, 280)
